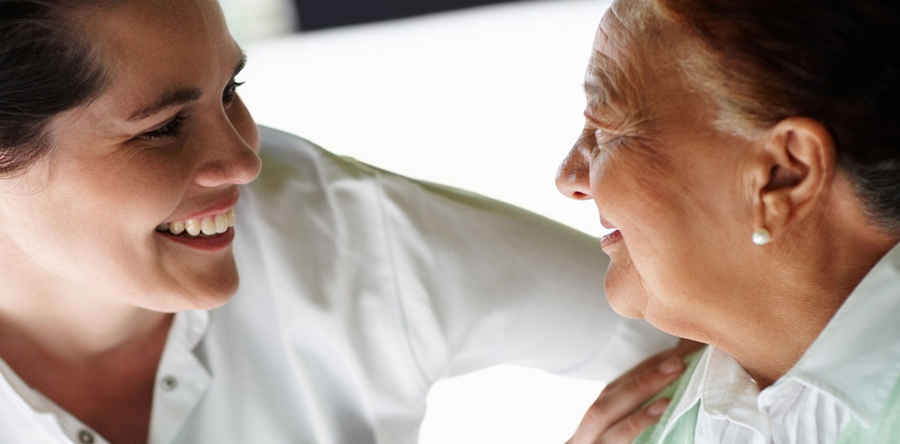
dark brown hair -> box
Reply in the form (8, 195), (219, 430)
(0, 0), (107, 175)
(659, 0), (900, 232)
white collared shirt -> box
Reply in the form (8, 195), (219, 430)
(659, 242), (900, 444)
(0, 126), (675, 444)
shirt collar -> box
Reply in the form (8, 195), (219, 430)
(148, 309), (212, 444)
(776, 242), (900, 426)
(659, 350), (704, 440)
(0, 310), (212, 444)
(662, 346), (769, 439)
(170, 309), (210, 351)
(663, 243), (900, 437)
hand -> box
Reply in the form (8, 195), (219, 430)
(565, 339), (704, 444)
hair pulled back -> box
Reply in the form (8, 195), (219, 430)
(659, 0), (900, 232)
(0, 0), (107, 175)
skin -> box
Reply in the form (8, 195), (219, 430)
(565, 340), (702, 444)
(0, 1), (688, 443)
(4, 0), (879, 443)
(558, 0), (900, 441)
(0, 0), (259, 442)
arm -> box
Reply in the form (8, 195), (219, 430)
(373, 170), (678, 381)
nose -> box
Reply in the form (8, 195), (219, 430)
(555, 136), (593, 200)
(193, 120), (262, 188)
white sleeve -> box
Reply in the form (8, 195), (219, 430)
(248, 127), (676, 444)
(371, 164), (677, 384)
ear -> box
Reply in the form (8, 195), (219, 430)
(746, 117), (836, 241)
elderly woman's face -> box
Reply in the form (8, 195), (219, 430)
(557, 0), (758, 333)
(0, 0), (261, 311)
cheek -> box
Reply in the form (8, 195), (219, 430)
(589, 148), (681, 230)
(13, 149), (192, 282)
(75, 149), (190, 221)
(589, 149), (701, 314)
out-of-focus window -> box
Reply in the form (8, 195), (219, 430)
(292, 0), (521, 30)
(219, 0), (297, 43)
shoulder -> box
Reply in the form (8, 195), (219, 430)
(253, 125), (376, 191)
(250, 125), (602, 260)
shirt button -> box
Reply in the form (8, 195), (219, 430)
(161, 375), (178, 392)
(78, 430), (95, 444)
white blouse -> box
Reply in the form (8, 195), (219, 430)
(0, 126), (675, 444)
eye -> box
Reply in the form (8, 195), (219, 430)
(594, 128), (611, 143)
(140, 114), (186, 140)
(222, 77), (245, 106)
(593, 129), (612, 149)
(594, 128), (626, 148)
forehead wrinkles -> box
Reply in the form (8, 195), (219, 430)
(586, 7), (660, 137)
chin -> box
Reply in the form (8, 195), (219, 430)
(188, 279), (239, 310)
(186, 266), (241, 310)
(603, 256), (648, 319)
(140, 261), (241, 313)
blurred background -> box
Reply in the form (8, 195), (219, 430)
(221, 0), (614, 442)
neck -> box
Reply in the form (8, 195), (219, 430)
(710, 231), (899, 390)
(0, 260), (172, 364)
(0, 253), (173, 444)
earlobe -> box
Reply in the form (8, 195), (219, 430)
(748, 117), (836, 244)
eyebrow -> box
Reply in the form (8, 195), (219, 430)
(583, 111), (609, 129)
(233, 53), (247, 78)
(126, 53), (248, 122)
(583, 80), (613, 114)
(584, 50), (621, 107)
(126, 88), (202, 122)
(582, 48), (654, 133)
(582, 74), (622, 130)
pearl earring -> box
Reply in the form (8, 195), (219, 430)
(752, 228), (772, 246)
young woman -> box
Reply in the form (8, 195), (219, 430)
(0, 1), (684, 442)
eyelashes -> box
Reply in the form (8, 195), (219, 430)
(142, 114), (187, 140)
(222, 79), (245, 106)
(138, 78), (245, 141)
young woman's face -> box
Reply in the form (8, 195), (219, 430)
(0, 0), (261, 311)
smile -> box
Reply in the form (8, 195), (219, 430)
(156, 209), (236, 237)
(600, 228), (623, 248)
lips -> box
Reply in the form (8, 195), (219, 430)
(154, 190), (240, 252)
(600, 229), (623, 248)
(598, 216), (622, 248)
(600, 216), (617, 231)
(157, 225), (236, 252)
(156, 190), (239, 235)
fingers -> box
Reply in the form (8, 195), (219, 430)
(598, 398), (670, 444)
(601, 350), (681, 395)
(565, 350), (687, 444)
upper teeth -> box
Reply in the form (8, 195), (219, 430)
(157, 209), (235, 236)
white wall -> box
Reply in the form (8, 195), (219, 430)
(239, 0), (612, 238)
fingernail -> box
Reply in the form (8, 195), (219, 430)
(659, 357), (682, 374)
(648, 399), (669, 417)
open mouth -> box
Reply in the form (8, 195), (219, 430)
(155, 209), (237, 251)
(156, 209), (235, 237)
(600, 229), (622, 248)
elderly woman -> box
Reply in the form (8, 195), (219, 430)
(0, 0), (689, 443)
(559, 0), (900, 442)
